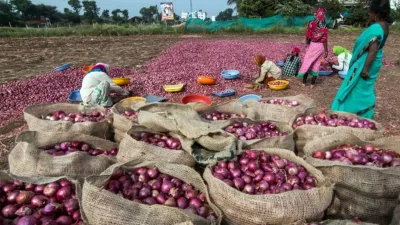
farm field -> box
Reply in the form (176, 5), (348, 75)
(0, 33), (400, 170)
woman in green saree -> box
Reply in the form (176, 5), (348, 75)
(331, 0), (392, 119)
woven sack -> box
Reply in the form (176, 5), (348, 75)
(302, 220), (377, 225)
(23, 103), (111, 139)
(291, 108), (383, 156)
(304, 133), (400, 224)
(0, 171), (85, 224)
(223, 118), (295, 151)
(117, 125), (196, 167)
(9, 131), (117, 179)
(111, 99), (142, 132)
(113, 128), (125, 143)
(203, 148), (334, 225)
(243, 94), (315, 124)
(391, 196), (400, 225)
(82, 160), (222, 225)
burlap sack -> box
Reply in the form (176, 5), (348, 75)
(0, 171), (85, 224)
(113, 128), (125, 143)
(292, 108), (383, 155)
(111, 99), (143, 132)
(203, 148), (334, 225)
(117, 125), (196, 167)
(197, 100), (255, 127)
(304, 133), (400, 224)
(24, 103), (111, 139)
(136, 103), (238, 165)
(391, 196), (400, 225)
(303, 220), (377, 225)
(243, 94), (315, 124)
(223, 118), (295, 151)
(9, 131), (117, 179)
(327, 186), (397, 225)
(82, 160), (222, 225)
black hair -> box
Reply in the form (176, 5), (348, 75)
(370, 0), (393, 24)
(289, 53), (299, 62)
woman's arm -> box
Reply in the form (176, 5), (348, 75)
(332, 54), (344, 70)
(361, 41), (379, 79)
(323, 41), (328, 58)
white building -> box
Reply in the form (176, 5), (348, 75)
(181, 10), (208, 21)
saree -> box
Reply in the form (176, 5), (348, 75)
(331, 24), (385, 119)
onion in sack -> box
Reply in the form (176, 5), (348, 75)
(224, 121), (288, 140)
(131, 132), (182, 150)
(41, 110), (105, 123)
(202, 111), (247, 121)
(0, 179), (81, 224)
(292, 110), (377, 130)
(211, 150), (317, 194)
(42, 141), (118, 157)
(312, 144), (400, 167)
(104, 168), (216, 220)
(259, 99), (300, 107)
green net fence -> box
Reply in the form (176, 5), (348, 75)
(185, 14), (333, 32)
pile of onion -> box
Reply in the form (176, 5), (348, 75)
(104, 168), (215, 219)
(292, 110), (377, 130)
(259, 99), (300, 107)
(131, 132), (181, 150)
(0, 179), (81, 225)
(42, 141), (118, 157)
(122, 110), (139, 121)
(211, 150), (317, 194)
(40, 110), (105, 123)
(312, 144), (400, 167)
(224, 121), (288, 141)
(202, 111), (246, 121)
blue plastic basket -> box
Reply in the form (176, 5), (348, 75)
(277, 61), (285, 67)
(213, 88), (235, 97)
(239, 94), (261, 102)
(339, 71), (347, 79)
(319, 70), (333, 76)
(55, 64), (71, 72)
(221, 70), (240, 80)
(67, 90), (82, 102)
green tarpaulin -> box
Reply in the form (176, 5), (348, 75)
(185, 14), (333, 32)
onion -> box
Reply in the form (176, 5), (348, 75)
(72, 210), (81, 222)
(2, 204), (19, 218)
(42, 203), (60, 216)
(142, 197), (157, 205)
(164, 197), (176, 207)
(56, 187), (72, 202)
(177, 197), (188, 209)
(189, 198), (203, 209)
(55, 215), (73, 225)
(161, 181), (173, 194)
(63, 198), (79, 215)
(16, 191), (35, 205)
(31, 195), (48, 208)
(16, 215), (38, 225)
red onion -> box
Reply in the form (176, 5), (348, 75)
(31, 195), (48, 208)
(55, 215), (73, 225)
(203, 111), (247, 121)
(43, 141), (117, 157)
(16, 215), (38, 225)
(16, 191), (35, 205)
(56, 187), (72, 202)
(132, 132), (182, 150)
(63, 198), (79, 215)
(2, 204), (19, 218)
(15, 205), (34, 217)
(225, 120), (287, 140)
(260, 99), (300, 107)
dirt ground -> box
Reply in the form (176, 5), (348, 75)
(0, 33), (399, 170)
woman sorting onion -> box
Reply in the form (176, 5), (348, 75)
(330, 45), (352, 73)
(246, 56), (282, 90)
(298, 8), (329, 88)
(331, 0), (391, 119)
(80, 63), (129, 107)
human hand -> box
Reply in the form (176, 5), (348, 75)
(361, 70), (369, 80)
(323, 51), (328, 58)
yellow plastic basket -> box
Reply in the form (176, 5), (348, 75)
(163, 84), (184, 93)
(267, 80), (289, 90)
(112, 78), (130, 86)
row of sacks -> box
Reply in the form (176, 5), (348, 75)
(22, 95), (384, 159)
(8, 129), (400, 224)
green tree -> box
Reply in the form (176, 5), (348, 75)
(63, 8), (81, 23)
(0, 0), (21, 26)
(10, 0), (32, 17)
(122, 9), (128, 20)
(100, 9), (109, 19)
(276, 0), (312, 18)
(227, 0), (241, 14)
(346, 2), (369, 26)
(239, 0), (277, 18)
(34, 4), (62, 22)
(82, 0), (99, 23)
(139, 5), (158, 22)
(216, 8), (233, 21)
(68, 0), (81, 14)
(318, 0), (344, 18)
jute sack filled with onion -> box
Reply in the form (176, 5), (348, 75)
(222, 119), (295, 151)
(291, 108), (383, 156)
(24, 103), (112, 139)
(9, 131), (117, 178)
(305, 220), (377, 225)
(0, 171), (84, 224)
(203, 148), (333, 225)
(117, 125), (196, 167)
(304, 133), (400, 224)
(243, 94), (315, 125)
(111, 99), (141, 133)
(197, 100), (253, 127)
(82, 160), (222, 225)
(113, 128), (125, 143)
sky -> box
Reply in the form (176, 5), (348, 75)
(31, 0), (232, 17)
